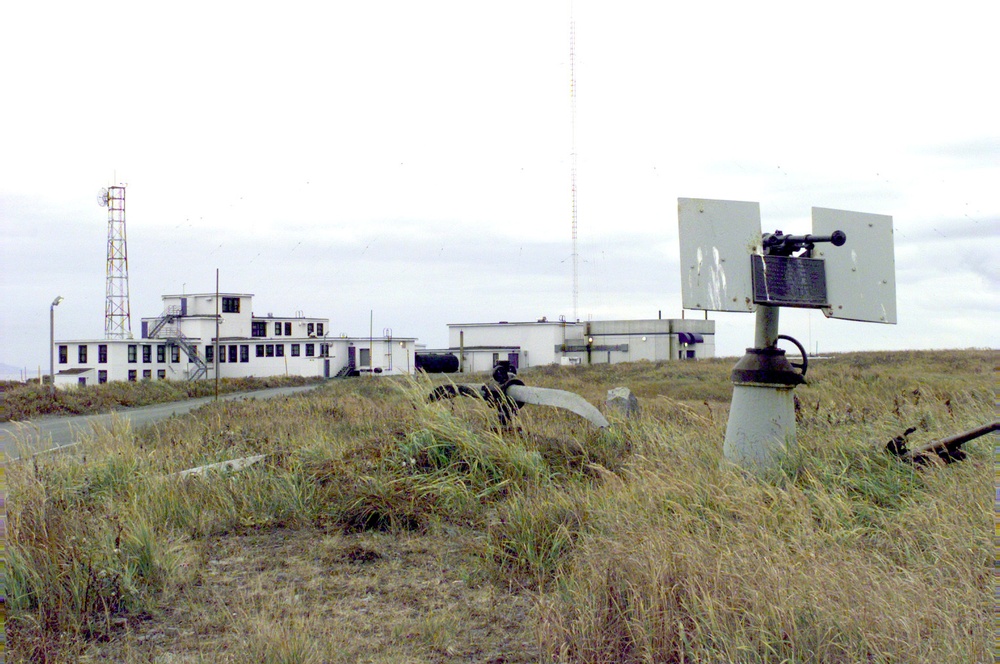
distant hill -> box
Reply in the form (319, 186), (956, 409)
(0, 362), (31, 381)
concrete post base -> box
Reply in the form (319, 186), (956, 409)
(723, 383), (797, 473)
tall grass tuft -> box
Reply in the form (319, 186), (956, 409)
(537, 355), (993, 663)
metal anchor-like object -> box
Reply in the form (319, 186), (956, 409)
(428, 361), (610, 429)
(886, 421), (999, 465)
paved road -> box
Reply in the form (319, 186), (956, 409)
(1, 384), (323, 458)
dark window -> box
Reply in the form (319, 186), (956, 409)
(276, 344), (284, 357)
(275, 322), (283, 336)
(307, 323), (314, 336)
(320, 343), (330, 357)
(317, 323), (324, 336)
(218, 346), (225, 362)
(222, 297), (240, 313)
(157, 369), (166, 379)
(206, 346), (214, 363)
(142, 369), (152, 380)
(128, 345), (137, 363)
(229, 345), (238, 363)
(142, 345), (152, 363)
(291, 344), (300, 357)
(256, 344), (264, 357)
(78, 345), (88, 363)
(98, 370), (108, 384)
(305, 343), (315, 357)
(78, 377), (87, 386)
(157, 345), (166, 363)
(98, 344), (108, 363)
(128, 369), (137, 382)
(58, 345), (68, 364)
(284, 322), (292, 336)
(240, 345), (249, 362)
(252, 321), (267, 337)
(171, 346), (180, 362)
(266, 344), (274, 357)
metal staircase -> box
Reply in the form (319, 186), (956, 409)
(147, 305), (181, 339)
(147, 305), (209, 381)
(174, 336), (209, 381)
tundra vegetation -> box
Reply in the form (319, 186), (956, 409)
(5, 349), (994, 663)
(0, 375), (319, 422)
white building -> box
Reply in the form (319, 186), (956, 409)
(53, 292), (416, 387)
(441, 317), (715, 374)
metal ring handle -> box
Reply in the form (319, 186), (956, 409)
(776, 334), (808, 377)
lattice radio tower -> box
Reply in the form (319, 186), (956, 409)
(98, 184), (133, 339)
(569, 9), (579, 322)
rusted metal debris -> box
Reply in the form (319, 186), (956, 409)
(886, 421), (998, 465)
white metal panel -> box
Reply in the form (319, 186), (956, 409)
(812, 207), (896, 324)
(677, 198), (760, 312)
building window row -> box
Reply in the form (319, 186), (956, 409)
(252, 342), (329, 358)
(251, 321), (326, 338)
(59, 345), (101, 364)
(125, 344), (173, 364)
(208, 345), (251, 363)
(58, 339), (329, 369)
(126, 368), (169, 382)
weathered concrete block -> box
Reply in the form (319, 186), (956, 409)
(606, 387), (639, 418)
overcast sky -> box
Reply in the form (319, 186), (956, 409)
(2, 1), (997, 378)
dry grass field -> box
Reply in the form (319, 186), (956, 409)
(6, 349), (995, 663)
(0, 375), (320, 422)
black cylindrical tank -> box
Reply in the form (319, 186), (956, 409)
(415, 353), (460, 374)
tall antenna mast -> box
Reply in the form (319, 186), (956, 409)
(569, 6), (579, 322)
(98, 184), (132, 339)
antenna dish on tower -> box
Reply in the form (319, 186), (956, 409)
(97, 188), (109, 207)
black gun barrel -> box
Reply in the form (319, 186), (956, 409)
(762, 230), (846, 255)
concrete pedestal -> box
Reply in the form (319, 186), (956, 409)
(723, 383), (797, 472)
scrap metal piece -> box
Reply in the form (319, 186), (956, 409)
(505, 384), (610, 429)
(177, 454), (267, 478)
(427, 362), (610, 429)
(886, 421), (998, 465)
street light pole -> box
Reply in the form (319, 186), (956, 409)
(50, 296), (64, 397)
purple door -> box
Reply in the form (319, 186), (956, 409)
(348, 346), (356, 369)
(507, 352), (519, 371)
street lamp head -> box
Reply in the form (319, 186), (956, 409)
(52, 296), (64, 307)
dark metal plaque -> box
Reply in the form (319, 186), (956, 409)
(751, 255), (828, 308)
